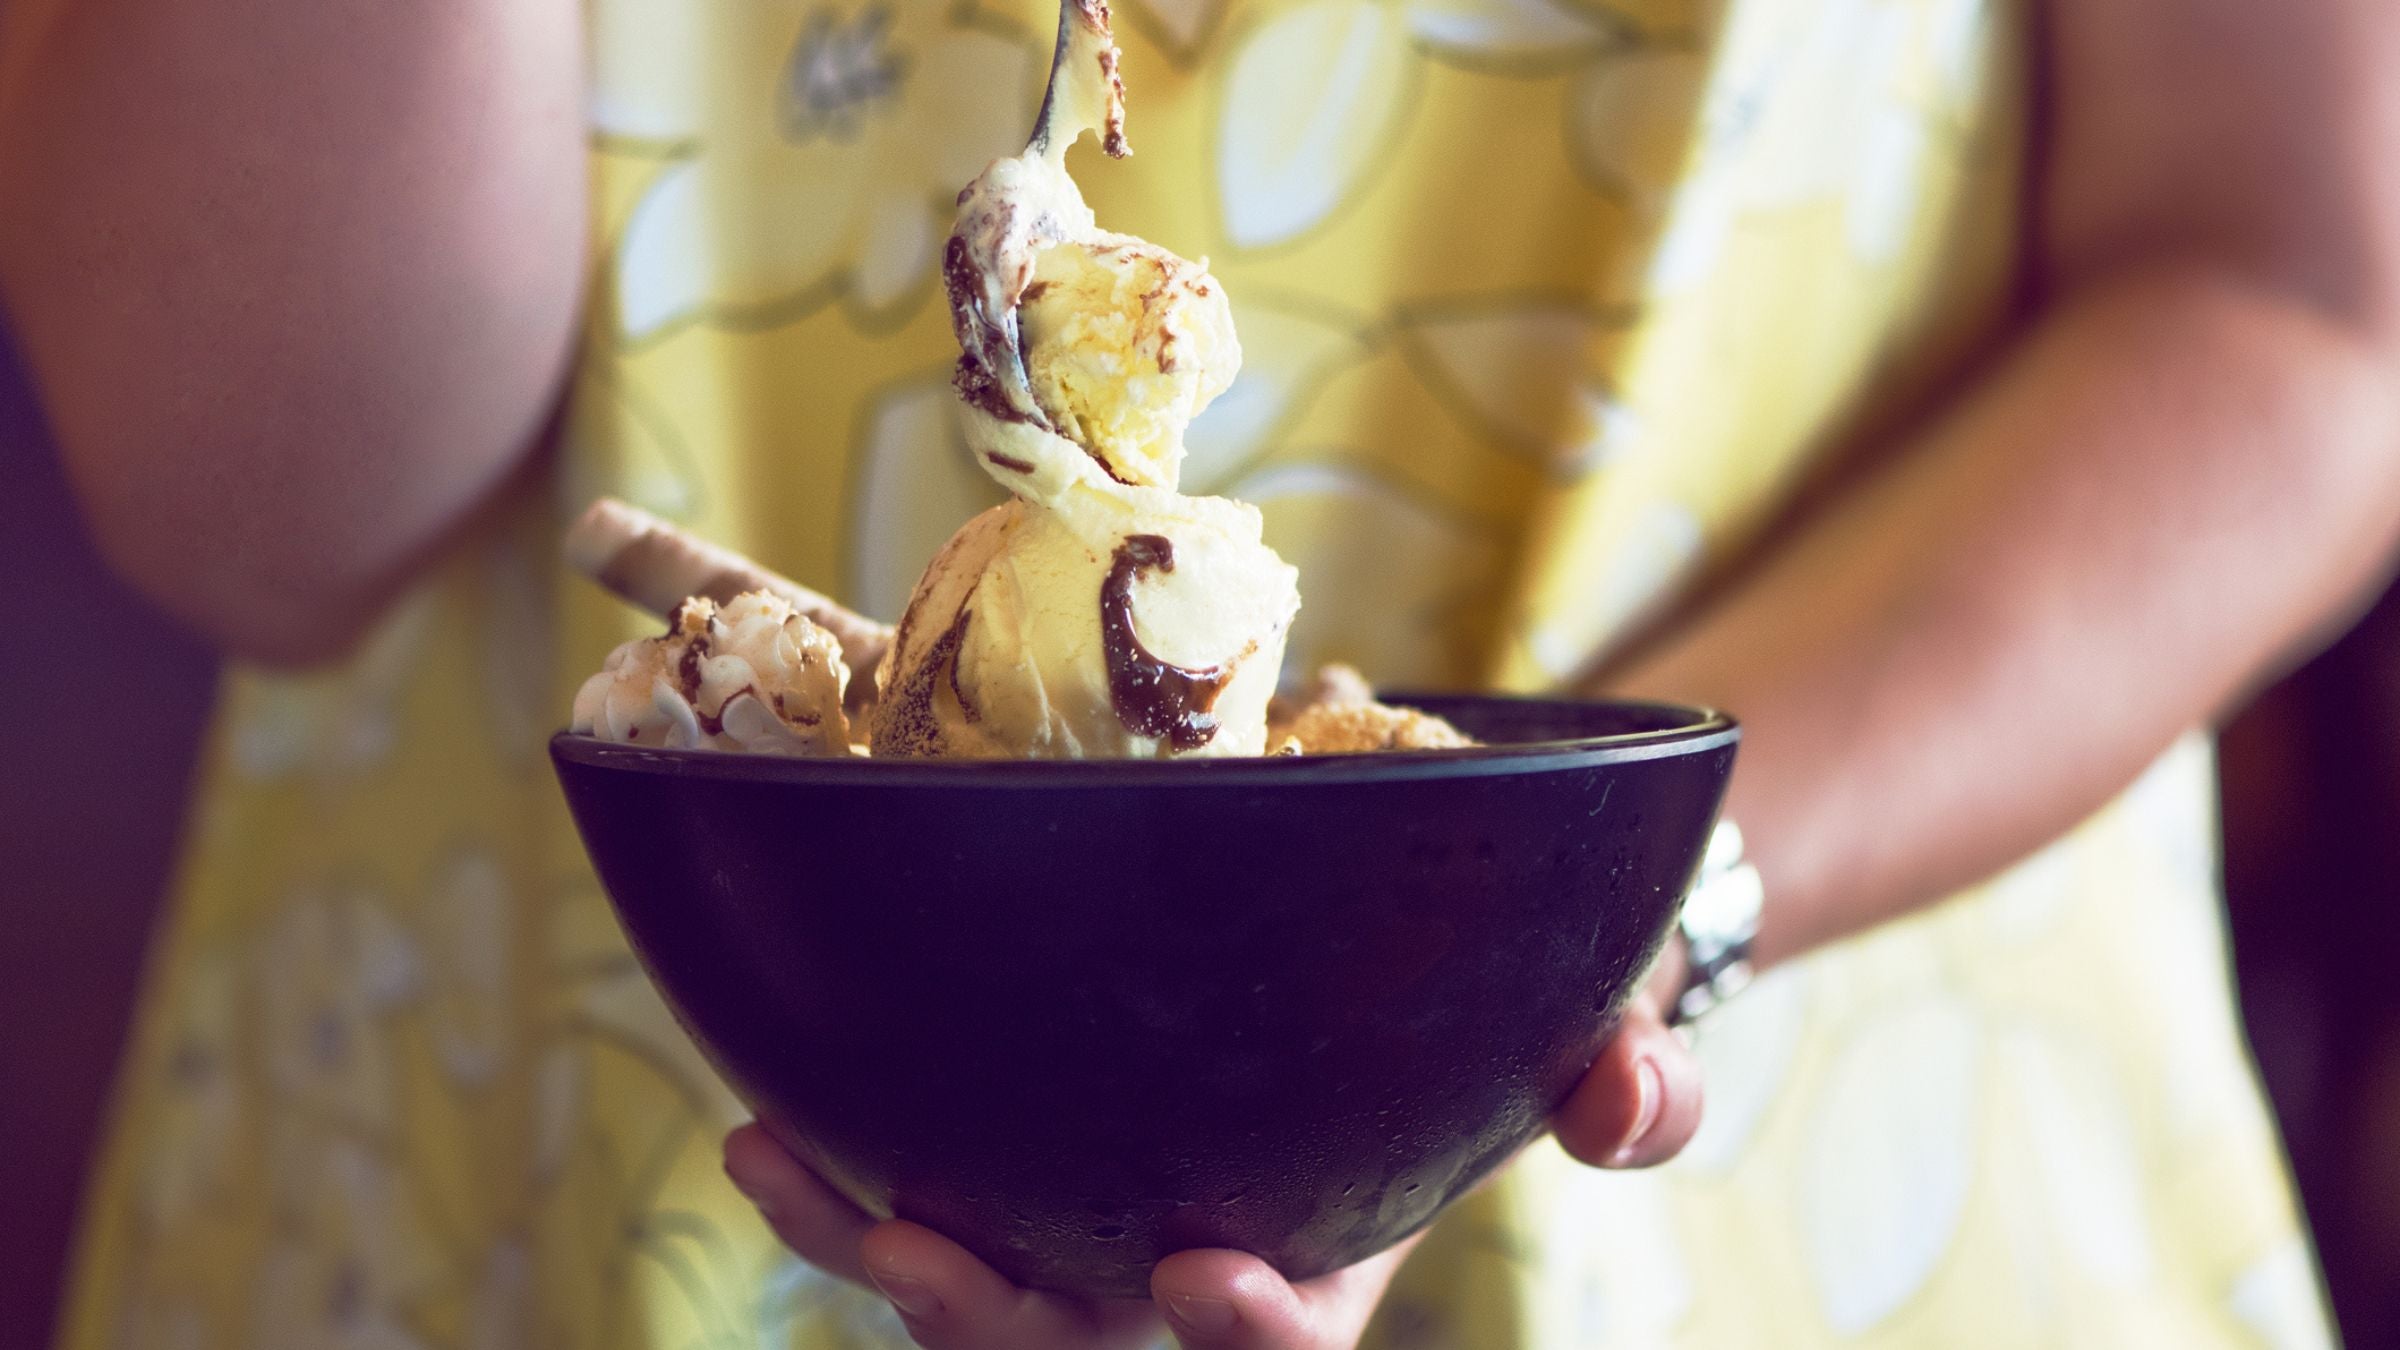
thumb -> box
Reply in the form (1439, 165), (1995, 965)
(1552, 992), (1704, 1169)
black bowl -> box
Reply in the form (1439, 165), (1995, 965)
(551, 696), (1735, 1297)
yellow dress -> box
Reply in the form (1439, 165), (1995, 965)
(64, 1), (2336, 1345)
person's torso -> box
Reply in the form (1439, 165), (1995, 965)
(570, 0), (2029, 693)
(64, 5), (2330, 1348)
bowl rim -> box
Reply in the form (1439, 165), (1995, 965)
(550, 693), (1738, 788)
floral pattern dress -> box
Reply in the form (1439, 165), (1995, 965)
(62, 1), (2335, 1346)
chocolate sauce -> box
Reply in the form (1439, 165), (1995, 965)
(941, 234), (983, 347)
(770, 691), (821, 727)
(1097, 44), (1128, 158)
(943, 611), (983, 725)
(1100, 535), (1233, 750)
(873, 595), (978, 756)
(675, 631), (729, 737)
(944, 235), (1034, 426)
(985, 451), (1035, 474)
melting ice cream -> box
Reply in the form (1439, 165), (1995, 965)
(870, 0), (1298, 758)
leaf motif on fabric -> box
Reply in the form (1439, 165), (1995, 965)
(1218, 0), (1417, 250)
(258, 886), (408, 1130)
(1395, 298), (1633, 478)
(1404, 0), (1612, 65)
(424, 849), (517, 1089)
(1126, 0), (1234, 65)
(562, 359), (708, 523)
(1682, 962), (1809, 1170)
(1568, 46), (1706, 212)
(1183, 298), (1377, 494)
(2229, 1237), (2338, 1350)
(1230, 461), (1502, 687)
(845, 375), (1009, 623)
(225, 592), (439, 782)
(1521, 498), (1700, 680)
(1998, 1032), (2155, 1286)
(1801, 994), (1981, 1334)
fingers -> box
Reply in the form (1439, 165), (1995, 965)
(1150, 1237), (1418, 1350)
(855, 1220), (1160, 1350)
(721, 1123), (873, 1285)
(1552, 993), (1705, 1169)
(726, 1124), (1159, 1348)
(725, 1121), (1420, 1350)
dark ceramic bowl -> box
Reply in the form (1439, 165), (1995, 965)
(551, 696), (1735, 1297)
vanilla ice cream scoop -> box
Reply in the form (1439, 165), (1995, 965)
(573, 592), (852, 756)
(1015, 236), (1238, 489)
(876, 492), (1293, 758)
(877, 0), (1296, 759)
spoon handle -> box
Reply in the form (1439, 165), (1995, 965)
(1025, 0), (1126, 161)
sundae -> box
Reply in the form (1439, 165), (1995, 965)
(571, 0), (1459, 758)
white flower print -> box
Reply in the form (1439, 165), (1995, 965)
(1681, 960), (1810, 1171)
(258, 885), (419, 1129)
(1997, 1031), (2155, 1286)
(250, 1138), (440, 1350)
(423, 849), (519, 1089)
(135, 952), (247, 1232)
(1627, 0), (1963, 291)
(1219, 0), (1668, 252)
(600, 2), (1042, 338)
(1801, 993), (1982, 1334)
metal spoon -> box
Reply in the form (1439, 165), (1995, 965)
(955, 0), (1129, 427)
(1027, 0), (1127, 161)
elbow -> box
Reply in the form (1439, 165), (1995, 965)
(38, 322), (571, 670)
(47, 372), (566, 668)
(69, 450), (388, 668)
(58, 416), (494, 669)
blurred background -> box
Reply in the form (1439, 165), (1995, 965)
(3, 330), (2397, 1348)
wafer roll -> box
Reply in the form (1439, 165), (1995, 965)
(565, 498), (891, 699)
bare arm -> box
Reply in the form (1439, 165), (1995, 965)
(0, 0), (585, 665)
(1605, 0), (2400, 965)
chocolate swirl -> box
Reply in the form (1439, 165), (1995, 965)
(1100, 534), (1236, 750)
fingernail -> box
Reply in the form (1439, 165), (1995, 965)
(868, 1267), (943, 1320)
(1165, 1292), (1237, 1336)
(1610, 1058), (1665, 1166)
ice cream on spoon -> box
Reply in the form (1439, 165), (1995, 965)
(870, 0), (1299, 759)
(565, 1), (1473, 761)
